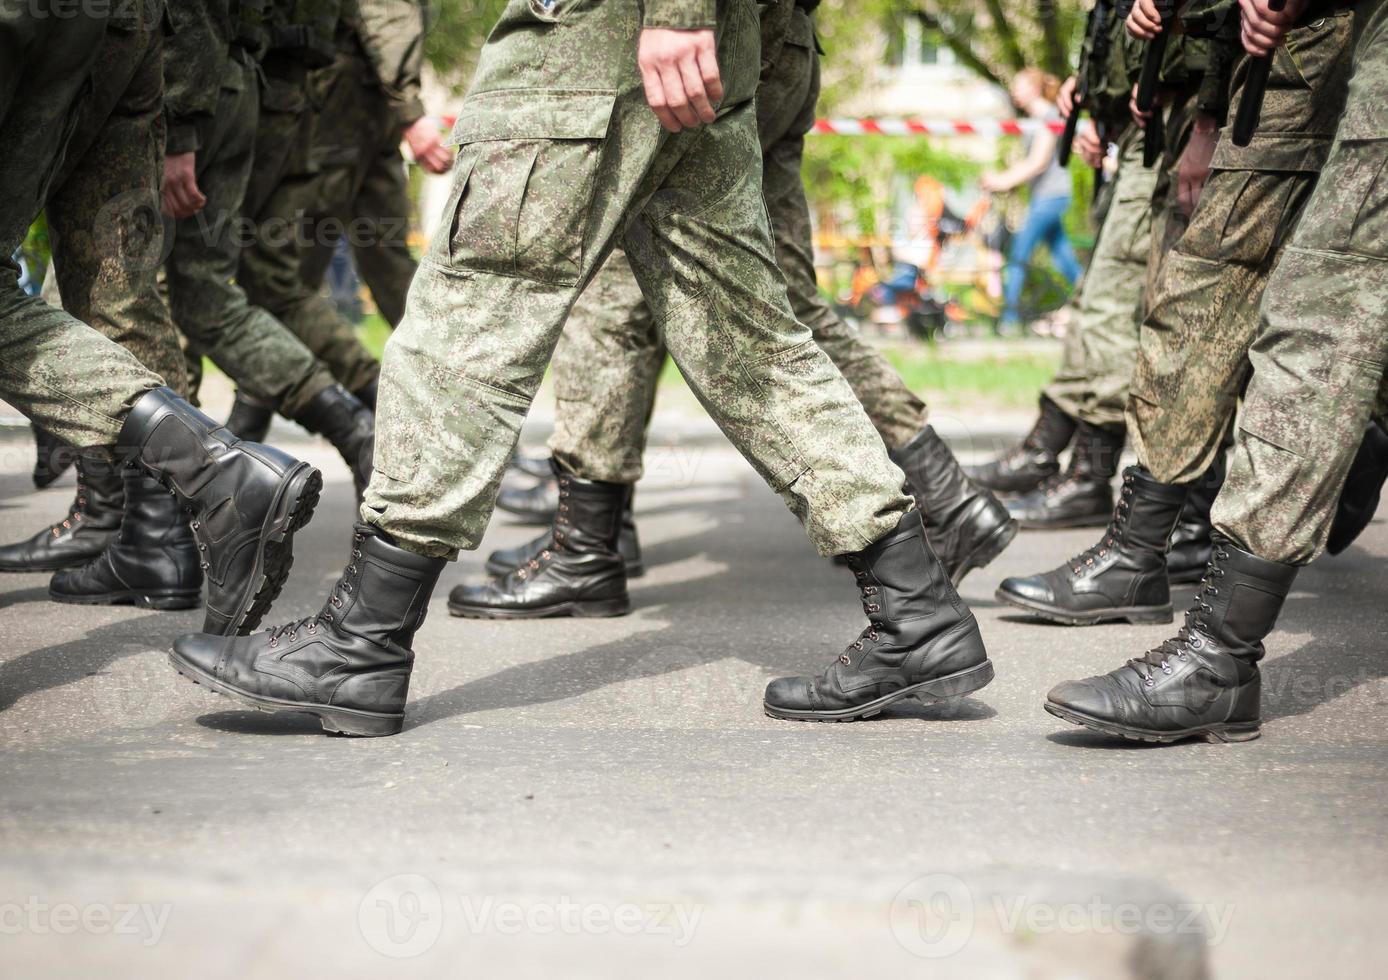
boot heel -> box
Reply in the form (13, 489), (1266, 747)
(575, 595), (631, 617)
(316, 708), (404, 738)
(912, 660), (995, 703)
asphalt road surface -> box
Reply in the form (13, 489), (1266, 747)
(1, 422), (1384, 979)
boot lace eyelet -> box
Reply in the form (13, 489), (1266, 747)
(840, 654), (851, 665)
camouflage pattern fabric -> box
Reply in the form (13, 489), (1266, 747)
(0, 7), (164, 449)
(1044, 126), (1159, 428)
(46, 15), (188, 399)
(550, 5), (927, 484)
(1214, 0), (1388, 563)
(164, 48), (339, 416)
(1127, 13), (1357, 486)
(362, 0), (913, 558)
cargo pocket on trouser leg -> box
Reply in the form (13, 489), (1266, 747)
(365, 90), (620, 555)
(435, 88), (618, 285)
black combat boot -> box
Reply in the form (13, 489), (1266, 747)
(486, 488), (644, 578)
(510, 447), (555, 481)
(0, 457), (125, 573)
(965, 396), (1076, 494)
(449, 467), (629, 618)
(891, 426), (1018, 585)
(997, 466), (1187, 626)
(1167, 454), (1225, 585)
(763, 510), (994, 722)
(1327, 421), (1388, 555)
(224, 390), (275, 443)
(1045, 536), (1297, 743)
(121, 387), (322, 635)
(169, 524), (445, 737)
(49, 469), (203, 609)
(495, 471), (559, 525)
(291, 384), (374, 495)
(355, 376), (378, 412)
(32, 423), (76, 489)
(1007, 420), (1125, 529)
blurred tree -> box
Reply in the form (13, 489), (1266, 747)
(815, 0), (1088, 109)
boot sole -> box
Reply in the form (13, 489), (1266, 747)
(763, 660), (994, 722)
(167, 651), (402, 737)
(1044, 701), (1260, 744)
(995, 588), (1172, 626)
(211, 464), (322, 637)
(446, 594), (631, 619)
(50, 586), (200, 610)
(484, 556), (645, 579)
(951, 518), (1018, 586)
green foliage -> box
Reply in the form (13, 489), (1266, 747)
(423, 0), (509, 91)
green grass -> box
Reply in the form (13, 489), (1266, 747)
(876, 344), (1060, 411)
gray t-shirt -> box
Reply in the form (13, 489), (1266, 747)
(1025, 111), (1073, 201)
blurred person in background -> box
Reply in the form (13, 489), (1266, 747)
(981, 67), (1081, 334)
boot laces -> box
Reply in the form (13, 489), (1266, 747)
(1067, 473), (1134, 574)
(50, 478), (90, 536)
(842, 560), (883, 660)
(266, 532), (365, 646)
(1127, 544), (1229, 684)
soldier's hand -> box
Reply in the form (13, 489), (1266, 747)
(161, 152), (206, 219)
(1057, 75), (1079, 119)
(1239, 0), (1309, 56)
(1128, 83), (1158, 129)
(404, 117), (454, 175)
(1127, 0), (1164, 40)
(1177, 114), (1219, 215)
(1075, 123), (1107, 169)
(638, 28), (723, 133)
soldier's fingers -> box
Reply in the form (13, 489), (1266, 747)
(659, 62), (700, 130)
(640, 62), (682, 132)
(677, 55), (716, 124)
(696, 43), (723, 106)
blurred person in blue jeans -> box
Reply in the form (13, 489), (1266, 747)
(982, 68), (1081, 333)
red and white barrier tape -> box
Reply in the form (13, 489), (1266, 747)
(812, 118), (1066, 136)
(432, 115), (1062, 138)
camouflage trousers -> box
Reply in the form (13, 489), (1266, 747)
(298, 45), (418, 327)
(241, 45), (405, 397)
(1214, 0), (1388, 563)
(1127, 13), (1356, 485)
(168, 53), (338, 417)
(1044, 127), (1159, 428)
(363, 0), (911, 558)
(46, 17), (187, 399)
(549, 8), (927, 484)
(0, 12), (163, 449)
